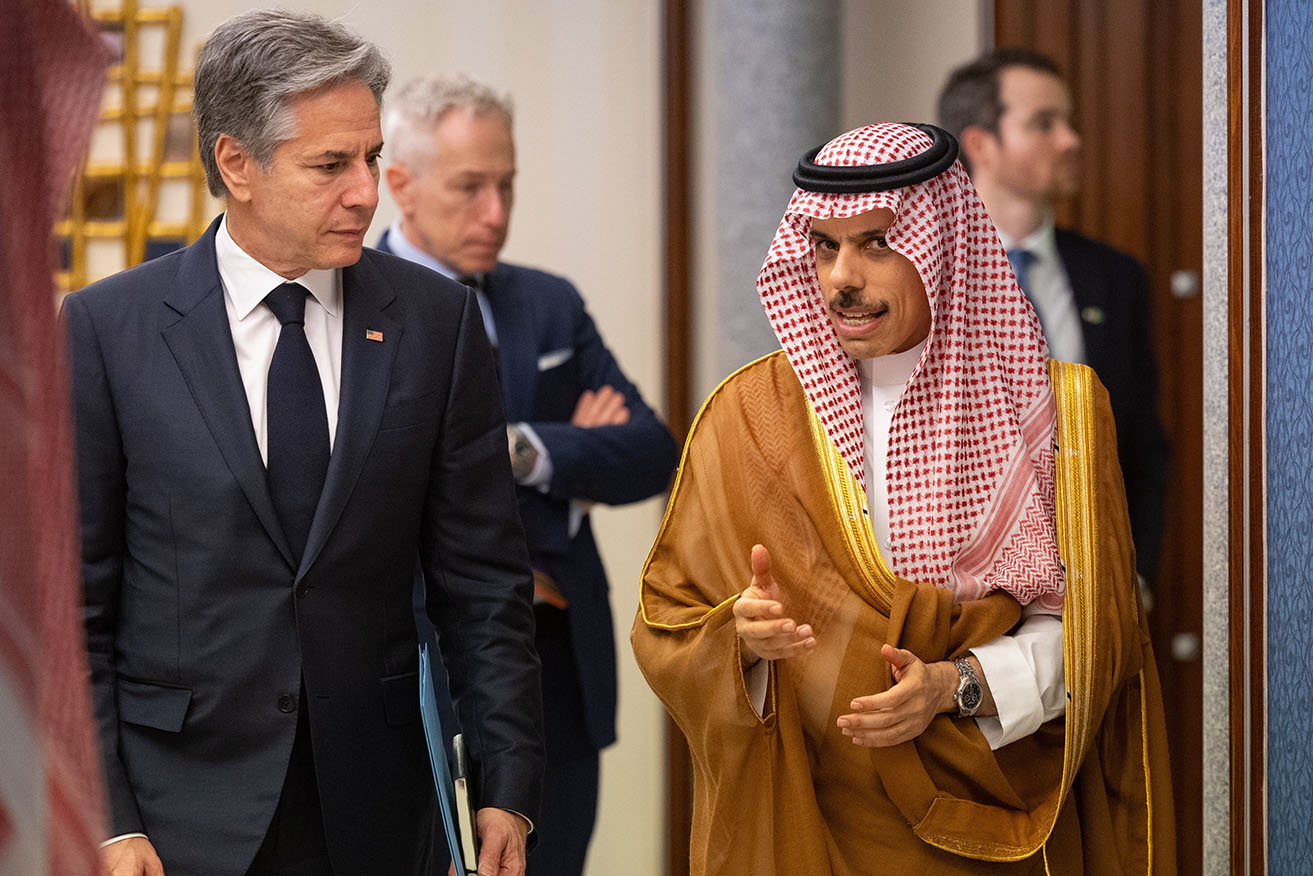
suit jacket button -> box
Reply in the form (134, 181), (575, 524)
(296, 584), (310, 598)
(278, 693), (297, 713)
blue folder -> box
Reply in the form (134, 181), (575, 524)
(419, 641), (471, 874)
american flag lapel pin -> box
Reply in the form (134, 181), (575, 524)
(365, 329), (384, 342)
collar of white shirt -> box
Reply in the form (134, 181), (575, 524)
(216, 215), (340, 319)
(385, 220), (462, 282)
(384, 220), (498, 346)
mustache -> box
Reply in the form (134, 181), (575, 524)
(829, 288), (884, 311)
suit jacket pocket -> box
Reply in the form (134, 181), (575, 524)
(117, 678), (193, 732)
(537, 346), (574, 371)
(380, 670), (421, 726)
(378, 389), (444, 432)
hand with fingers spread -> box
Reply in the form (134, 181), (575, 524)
(837, 644), (993, 747)
(733, 544), (816, 669)
(570, 385), (630, 428)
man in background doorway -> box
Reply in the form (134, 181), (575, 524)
(378, 74), (679, 875)
(938, 48), (1169, 592)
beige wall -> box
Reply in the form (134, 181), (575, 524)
(840, 0), (987, 127)
(164, 2), (985, 872)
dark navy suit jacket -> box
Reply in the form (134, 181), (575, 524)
(64, 217), (543, 876)
(1057, 227), (1169, 581)
(377, 229), (678, 750)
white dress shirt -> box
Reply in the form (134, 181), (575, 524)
(217, 216), (343, 460)
(998, 216), (1087, 365)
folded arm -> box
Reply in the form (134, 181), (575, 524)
(522, 306), (677, 506)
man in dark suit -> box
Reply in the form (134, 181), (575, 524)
(377, 74), (679, 875)
(938, 48), (1169, 588)
(63, 12), (542, 876)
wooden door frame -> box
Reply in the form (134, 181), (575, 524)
(1218, 0), (1265, 871)
(661, 2), (694, 874)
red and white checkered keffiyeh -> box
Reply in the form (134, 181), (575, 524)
(758, 123), (1063, 608)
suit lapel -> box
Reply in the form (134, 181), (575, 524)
(1056, 231), (1088, 307)
(486, 266), (538, 419)
(299, 251), (401, 576)
(1055, 229), (1110, 373)
(160, 219), (295, 567)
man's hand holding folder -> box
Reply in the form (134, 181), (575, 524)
(420, 644), (531, 876)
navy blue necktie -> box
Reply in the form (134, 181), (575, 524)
(264, 283), (330, 563)
(460, 273), (501, 384)
(1006, 248), (1047, 337)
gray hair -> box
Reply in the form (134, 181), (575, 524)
(383, 74), (513, 173)
(193, 9), (392, 198)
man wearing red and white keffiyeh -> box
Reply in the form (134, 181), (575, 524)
(634, 122), (1175, 873)
(742, 122), (1065, 749)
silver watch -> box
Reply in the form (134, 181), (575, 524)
(507, 424), (538, 481)
(953, 656), (982, 718)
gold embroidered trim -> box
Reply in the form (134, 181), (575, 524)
(1046, 359), (1101, 857)
(1139, 670), (1155, 873)
(638, 352), (785, 631)
(1050, 360), (1096, 774)
(805, 401), (898, 606)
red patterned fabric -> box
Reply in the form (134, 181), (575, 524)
(757, 123), (1063, 608)
(0, 0), (108, 871)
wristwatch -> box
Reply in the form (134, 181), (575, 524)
(953, 656), (982, 718)
(507, 424), (539, 481)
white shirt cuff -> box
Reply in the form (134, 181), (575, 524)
(745, 658), (769, 717)
(101, 833), (148, 848)
(566, 500), (586, 538)
(971, 610), (1065, 749)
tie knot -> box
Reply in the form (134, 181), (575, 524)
(457, 274), (481, 291)
(265, 283), (309, 326)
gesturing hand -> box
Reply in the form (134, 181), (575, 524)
(836, 643), (956, 747)
(732, 544), (816, 667)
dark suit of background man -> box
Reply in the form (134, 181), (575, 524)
(938, 48), (1170, 591)
(62, 11), (543, 876)
(376, 74), (679, 876)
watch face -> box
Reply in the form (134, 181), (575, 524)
(960, 683), (982, 712)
